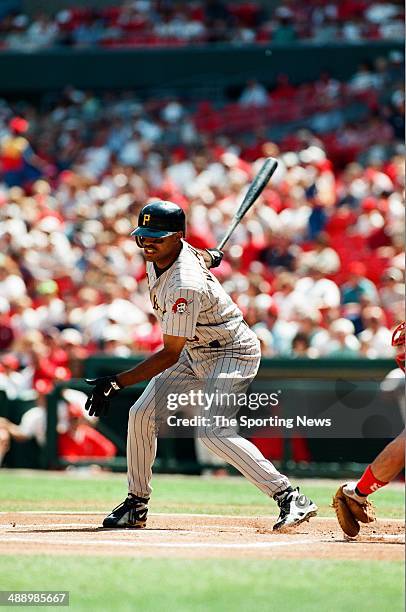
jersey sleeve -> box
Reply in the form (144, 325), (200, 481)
(161, 288), (201, 338)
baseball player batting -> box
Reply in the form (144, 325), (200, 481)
(85, 199), (318, 531)
(333, 321), (405, 537)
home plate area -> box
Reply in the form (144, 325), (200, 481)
(0, 513), (404, 560)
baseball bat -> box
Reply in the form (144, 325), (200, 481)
(216, 157), (278, 250)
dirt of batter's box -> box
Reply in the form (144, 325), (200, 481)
(0, 513), (404, 560)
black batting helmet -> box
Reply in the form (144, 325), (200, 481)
(131, 201), (186, 247)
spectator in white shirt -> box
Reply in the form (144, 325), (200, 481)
(298, 233), (340, 275)
(359, 306), (395, 358)
(239, 80), (269, 107)
(294, 265), (341, 310)
(379, 268), (405, 314)
(348, 62), (380, 92)
(365, 2), (400, 23)
(0, 354), (32, 400)
(292, 308), (331, 357)
(0, 263), (27, 301)
(326, 318), (360, 357)
(272, 272), (304, 321)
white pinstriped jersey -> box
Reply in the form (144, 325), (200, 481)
(145, 241), (260, 361)
(127, 241), (290, 501)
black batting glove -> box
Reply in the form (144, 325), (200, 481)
(205, 248), (224, 268)
(85, 376), (122, 417)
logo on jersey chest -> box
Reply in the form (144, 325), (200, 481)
(172, 297), (193, 314)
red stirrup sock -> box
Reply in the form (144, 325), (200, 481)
(356, 465), (388, 496)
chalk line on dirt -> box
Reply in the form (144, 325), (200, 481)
(1, 535), (323, 550)
(0, 511), (404, 523)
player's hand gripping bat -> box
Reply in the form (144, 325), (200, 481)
(217, 157), (279, 250)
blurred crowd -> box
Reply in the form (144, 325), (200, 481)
(0, 388), (116, 466)
(0, 0), (404, 50)
(0, 56), (404, 399)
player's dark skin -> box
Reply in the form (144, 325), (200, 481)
(117, 232), (186, 388)
(141, 233), (214, 269)
(141, 232), (183, 268)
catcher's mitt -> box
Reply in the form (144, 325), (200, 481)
(332, 485), (376, 538)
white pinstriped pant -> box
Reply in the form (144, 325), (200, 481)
(127, 350), (290, 498)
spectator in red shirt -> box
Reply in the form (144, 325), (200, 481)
(58, 402), (116, 462)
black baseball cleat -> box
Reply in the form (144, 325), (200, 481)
(273, 486), (318, 531)
(102, 494), (149, 528)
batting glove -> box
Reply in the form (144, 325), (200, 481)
(85, 376), (122, 417)
(205, 248), (224, 268)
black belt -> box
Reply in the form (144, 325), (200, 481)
(208, 340), (221, 348)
